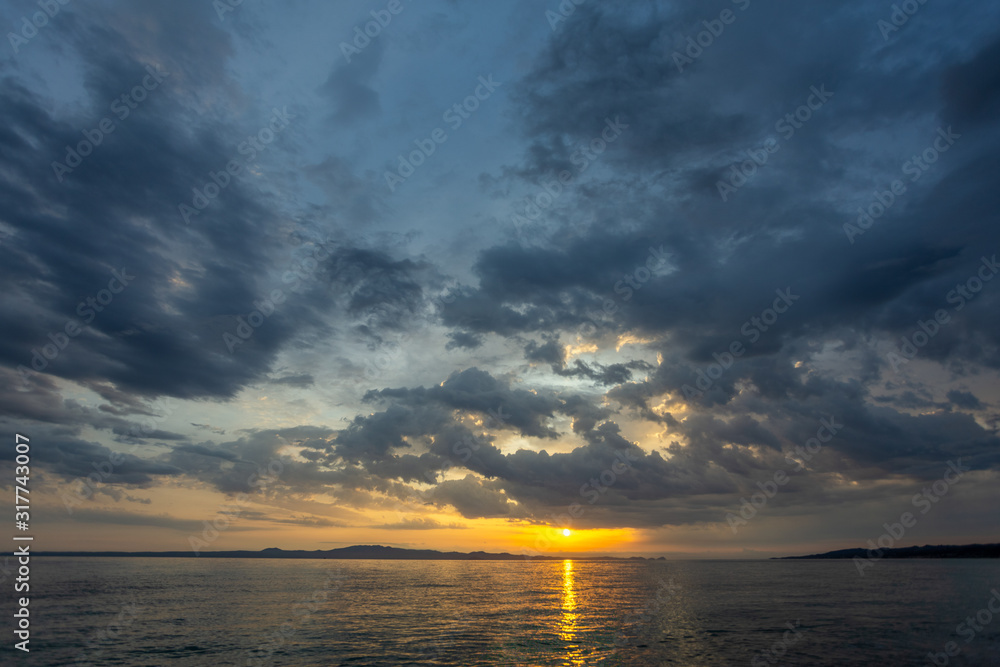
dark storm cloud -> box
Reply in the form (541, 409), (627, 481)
(523, 334), (653, 384)
(439, 236), (671, 337)
(524, 334), (565, 366)
(0, 425), (183, 486)
(271, 373), (316, 388)
(0, 368), (191, 457)
(872, 390), (944, 411)
(164, 426), (344, 495)
(450, 0), (998, 361)
(447, 0), (1000, 381)
(365, 367), (564, 439)
(0, 1), (452, 424)
(941, 35), (1000, 127)
(445, 331), (483, 350)
(319, 38), (385, 122)
(171, 443), (244, 463)
(0, 10), (306, 405)
(1, 0), (998, 544)
(555, 359), (654, 386)
(523, 334), (653, 385)
(318, 367), (752, 526)
(363, 453), (452, 485)
(334, 403), (449, 461)
(327, 247), (433, 338)
(559, 394), (614, 434)
(947, 389), (984, 410)
(389, 0), (1000, 528)
(429, 475), (515, 519)
(322, 367), (724, 517)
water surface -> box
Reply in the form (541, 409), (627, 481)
(4, 557), (999, 665)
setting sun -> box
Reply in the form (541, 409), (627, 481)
(562, 529), (572, 537)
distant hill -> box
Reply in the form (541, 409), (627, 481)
(37, 544), (667, 561)
(776, 543), (1000, 559)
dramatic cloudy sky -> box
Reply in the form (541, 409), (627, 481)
(2, 0), (999, 557)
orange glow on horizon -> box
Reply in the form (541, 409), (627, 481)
(512, 525), (635, 554)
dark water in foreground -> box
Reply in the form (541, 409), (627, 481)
(2, 558), (999, 665)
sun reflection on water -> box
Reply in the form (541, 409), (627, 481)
(558, 559), (587, 665)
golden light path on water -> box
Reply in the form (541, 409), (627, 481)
(558, 559), (587, 665)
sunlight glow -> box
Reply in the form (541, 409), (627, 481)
(558, 560), (586, 664)
(514, 526), (635, 554)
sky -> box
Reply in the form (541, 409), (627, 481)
(1, 0), (999, 558)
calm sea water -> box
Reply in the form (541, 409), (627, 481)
(2, 557), (998, 665)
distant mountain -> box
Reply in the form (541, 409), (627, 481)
(37, 544), (667, 561)
(776, 543), (1000, 559)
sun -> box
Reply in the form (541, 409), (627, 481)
(562, 529), (571, 537)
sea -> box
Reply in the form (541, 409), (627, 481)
(3, 557), (999, 666)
